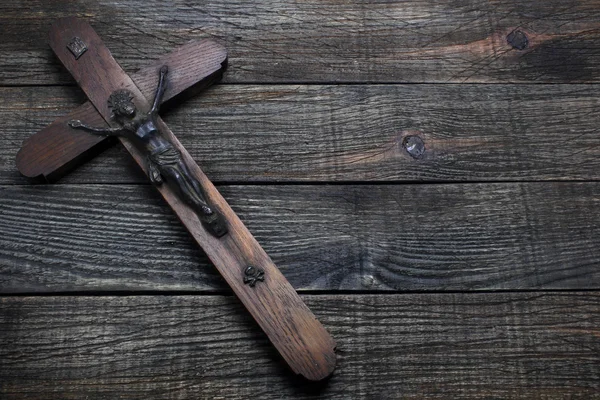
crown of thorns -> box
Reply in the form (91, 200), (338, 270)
(108, 89), (135, 115)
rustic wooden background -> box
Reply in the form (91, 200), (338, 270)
(1, 1), (600, 399)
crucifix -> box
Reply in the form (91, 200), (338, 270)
(16, 17), (336, 381)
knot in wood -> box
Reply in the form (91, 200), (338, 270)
(402, 135), (425, 159)
(507, 29), (529, 50)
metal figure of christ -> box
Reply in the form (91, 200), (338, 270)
(69, 66), (227, 237)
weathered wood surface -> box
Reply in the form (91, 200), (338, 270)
(1, 293), (599, 399)
(2, 1), (600, 84)
(3, 1), (600, 396)
(4, 84), (600, 184)
(2, 182), (600, 293)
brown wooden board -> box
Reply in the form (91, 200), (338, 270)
(2, 182), (599, 293)
(3, 84), (600, 184)
(2, 1), (600, 84)
(1, 293), (599, 399)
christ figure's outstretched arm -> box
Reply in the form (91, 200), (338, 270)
(68, 120), (125, 136)
(151, 65), (168, 115)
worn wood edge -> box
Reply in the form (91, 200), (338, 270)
(15, 39), (227, 182)
(16, 102), (111, 182)
(1, 292), (598, 399)
(47, 17), (335, 381)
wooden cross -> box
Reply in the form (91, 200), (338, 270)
(16, 17), (336, 381)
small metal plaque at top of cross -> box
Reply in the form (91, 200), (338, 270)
(67, 36), (88, 59)
(16, 17), (336, 381)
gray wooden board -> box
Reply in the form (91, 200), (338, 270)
(2, 1), (600, 395)
(2, 1), (600, 85)
(3, 84), (600, 184)
(2, 182), (599, 293)
(1, 293), (599, 399)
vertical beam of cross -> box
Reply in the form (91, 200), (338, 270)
(42, 17), (336, 381)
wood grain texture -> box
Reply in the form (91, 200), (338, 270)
(46, 17), (335, 381)
(3, 84), (600, 184)
(2, 182), (600, 293)
(2, 1), (600, 84)
(1, 293), (599, 399)
(16, 39), (227, 182)
(2, 2), (599, 397)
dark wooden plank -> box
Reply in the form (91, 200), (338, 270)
(4, 84), (600, 184)
(2, 182), (600, 293)
(1, 293), (599, 399)
(2, 1), (600, 84)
